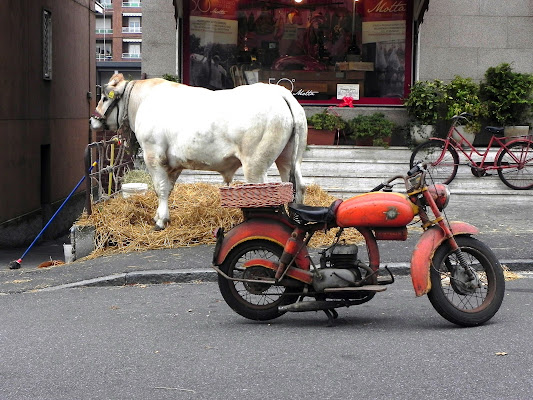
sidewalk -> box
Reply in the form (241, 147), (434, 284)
(1, 194), (532, 294)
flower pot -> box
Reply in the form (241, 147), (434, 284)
(355, 137), (374, 146)
(504, 125), (530, 138)
(410, 125), (435, 144)
(452, 125), (475, 145)
(307, 127), (337, 145)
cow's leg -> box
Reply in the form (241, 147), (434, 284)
(144, 149), (181, 230)
(241, 162), (268, 184)
(152, 168), (182, 230)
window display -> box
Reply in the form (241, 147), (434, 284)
(184, 0), (411, 104)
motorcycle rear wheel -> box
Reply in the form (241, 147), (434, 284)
(427, 236), (505, 327)
(218, 240), (300, 321)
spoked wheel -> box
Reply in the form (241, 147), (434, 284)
(427, 236), (505, 327)
(497, 140), (533, 189)
(217, 240), (300, 321)
(410, 140), (459, 185)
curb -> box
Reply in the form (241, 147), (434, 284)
(36, 268), (217, 292)
(34, 259), (533, 292)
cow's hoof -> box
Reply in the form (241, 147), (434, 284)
(153, 224), (165, 231)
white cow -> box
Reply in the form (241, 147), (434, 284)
(90, 73), (307, 230)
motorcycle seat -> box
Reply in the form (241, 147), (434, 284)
(289, 200), (342, 224)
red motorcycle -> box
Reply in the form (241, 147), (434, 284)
(212, 164), (505, 326)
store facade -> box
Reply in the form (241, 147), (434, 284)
(174, 0), (429, 106)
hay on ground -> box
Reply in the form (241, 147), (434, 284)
(75, 182), (363, 259)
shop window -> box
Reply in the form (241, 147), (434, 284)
(184, 0), (411, 104)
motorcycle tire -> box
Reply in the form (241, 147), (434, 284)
(217, 240), (300, 321)
(427, 236), (505, 327)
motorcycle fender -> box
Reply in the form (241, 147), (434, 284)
(213, 219), (311, 271)
(410, 222), (479, 297)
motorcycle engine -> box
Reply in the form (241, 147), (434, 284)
(322, 244), (359, 269)
(314, 244), (376, 304)
(314, 244), (362, 291)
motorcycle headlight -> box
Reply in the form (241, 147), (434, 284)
(427, 184), (450, 210)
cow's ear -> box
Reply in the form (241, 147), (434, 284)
(112, 79), (128, 96)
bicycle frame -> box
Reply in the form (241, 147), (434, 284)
(432, 123), (532, 172)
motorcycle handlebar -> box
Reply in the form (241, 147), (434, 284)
(370, 183), (385, 192)
(370, 163), (427, 192)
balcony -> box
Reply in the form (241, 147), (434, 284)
(96, 28), (113, 34)
(122, 2), (141, 7)
(122, 53), (141, 59)
(122, 27), (142, 33)
(96, 53), (113, 61)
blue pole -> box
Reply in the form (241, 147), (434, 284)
(10, 161), (98, 268)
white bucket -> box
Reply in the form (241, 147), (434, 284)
(63, 244), (74, 263)
(122, 183), (148, 198)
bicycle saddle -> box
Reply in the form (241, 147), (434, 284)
(485, 126), (504, 136)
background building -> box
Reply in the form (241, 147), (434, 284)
(143, 0), (533, 101)
(0, 0), (96, 246)
(95, 0), (142, 87)
(418, 1), (533, 82)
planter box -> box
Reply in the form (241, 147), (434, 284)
(307, 127), (337, 145)
(354, 136), (391, 146)
(410, 125), (435, 144)
(452, 125), (475, 145)
(504, 125), (531, 138)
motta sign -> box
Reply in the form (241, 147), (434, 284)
(363, 0), (407, 19)
(367, 0), (407, 13)
(294, 89), (319, 97)
(268, 77), (320, 97)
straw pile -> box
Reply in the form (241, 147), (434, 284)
(76, 182), (363, 259)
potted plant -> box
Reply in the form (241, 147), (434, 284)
(444, 75), (484, 142)
(349, 113), (395, 147)
(307, 111), (347, 145)
(480, 63), (533, 137)
(403, 79), (446, 144)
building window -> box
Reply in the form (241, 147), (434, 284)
(122, 1), (141, 7)
(96, 40), (113, 60)
(122, 42), (141, 59)
(122, 17), (142, 33)
(96, 16), (113, 34)
(184, 0), (411, 105)
(42, 8), (52, 80)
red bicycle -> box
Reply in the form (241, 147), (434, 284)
(410, 113), (533, 189)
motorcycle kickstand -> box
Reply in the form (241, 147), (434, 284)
(323, 308), (338, 327)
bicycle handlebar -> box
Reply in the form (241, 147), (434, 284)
(451, 112), (473, 122)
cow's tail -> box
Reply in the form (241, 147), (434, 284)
(280, 88), (307, 204)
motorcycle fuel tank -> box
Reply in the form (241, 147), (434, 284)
(336, 192), (417, 228)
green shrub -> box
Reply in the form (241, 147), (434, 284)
(307, 111), (347, 131)
(349, 113), (395, 147)
(480, 63), (533, 126)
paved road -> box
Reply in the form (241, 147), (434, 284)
(1, 277), (532, 400)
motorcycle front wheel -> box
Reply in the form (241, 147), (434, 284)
(427, 236), (505, 327)
(218, 240), (300, 321)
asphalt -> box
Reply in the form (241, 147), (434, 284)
(1, 193), (532, 294)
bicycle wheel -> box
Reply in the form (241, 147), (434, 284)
(410, 140), (459, 185)
(497, 140), (533, 189)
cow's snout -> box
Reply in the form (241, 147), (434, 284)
(89, 116), (103, 131)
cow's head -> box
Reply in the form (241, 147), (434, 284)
(90, 73), (129, 131)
